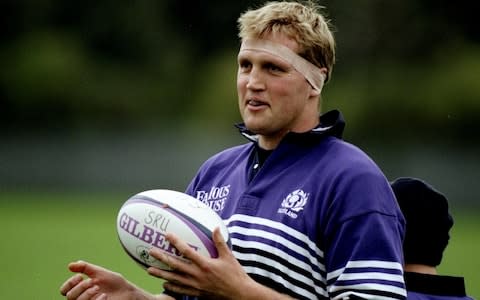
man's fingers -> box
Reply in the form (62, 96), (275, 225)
(149, 247), (189, 274)
(165, 233), (202, 263)
(70, 284), (100, 300)
(163, 281), (201, 297)
(156, 228), (230, 267)
(68, 260), (89, 273)
(93, 293), (107, 300)
(60, 274), (84, 296)
(147, 264), (195, 289)
(61, 261), (110, 299)
(68, 260), (107, 278)
(62, 277), (96, 299)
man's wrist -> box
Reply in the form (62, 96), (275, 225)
(235, 278), (295, 300)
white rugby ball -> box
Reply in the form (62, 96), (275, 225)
(116, 189), (231, 270)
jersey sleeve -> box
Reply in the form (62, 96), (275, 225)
(325, 213), (406, 299)
(323, 169), (407, 300)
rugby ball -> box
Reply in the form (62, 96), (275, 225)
(116, 189), (231, 270)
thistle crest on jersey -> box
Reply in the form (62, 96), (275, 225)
(278, 189), (309, 218)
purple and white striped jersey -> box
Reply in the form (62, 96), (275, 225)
(184, 110), (407, 300)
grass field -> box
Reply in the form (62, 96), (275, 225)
(1, 191), (478, 299)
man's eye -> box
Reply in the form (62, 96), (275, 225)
(239, 61), (251, 70)
(266, 63), (283, 72)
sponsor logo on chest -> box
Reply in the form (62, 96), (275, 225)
(196, 185), (230, 212)
(277, 189), (309, 219)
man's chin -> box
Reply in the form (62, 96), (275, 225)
(244, 123), (265, 134)
(246, 125), (278, 138)
(244, 116), (269, 131)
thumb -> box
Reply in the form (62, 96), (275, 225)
(213, 227), (231, 257)
(68, 260), (106, 277)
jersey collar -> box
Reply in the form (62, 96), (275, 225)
(235, 109), (345, 143)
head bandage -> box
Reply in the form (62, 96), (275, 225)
(239, 38), (326, 93)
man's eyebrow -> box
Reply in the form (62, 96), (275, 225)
(240, 38), (325, 92)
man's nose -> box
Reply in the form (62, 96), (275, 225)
(246, 67), (265, 90)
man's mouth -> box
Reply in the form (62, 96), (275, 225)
(247, 99), (267, 107)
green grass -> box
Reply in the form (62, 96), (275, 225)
(0, 191), (163, 300)
(1, 191), (479, 299)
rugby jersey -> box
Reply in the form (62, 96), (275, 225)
(183, 110), (407, 299)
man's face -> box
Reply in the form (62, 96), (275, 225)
(237, 33), (319, 148)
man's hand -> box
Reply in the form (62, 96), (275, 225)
(60, 260), (172, 300)
(147, 227), (253, 299)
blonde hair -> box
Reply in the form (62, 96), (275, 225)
(238, 1), (335, 82)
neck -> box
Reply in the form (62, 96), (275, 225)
(258, 136), (281, 150)
(257, 127), (291, 150)
(258, 117), (320, 150)
(404, 264), (437, 275)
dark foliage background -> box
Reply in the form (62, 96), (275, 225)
(1, 0), (479, 207)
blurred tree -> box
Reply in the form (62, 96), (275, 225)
(0, 0), (478, 144)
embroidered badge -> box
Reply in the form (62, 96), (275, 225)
(277, 189), (309, 219)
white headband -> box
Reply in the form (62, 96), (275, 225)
(239, 38), (325, 93)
